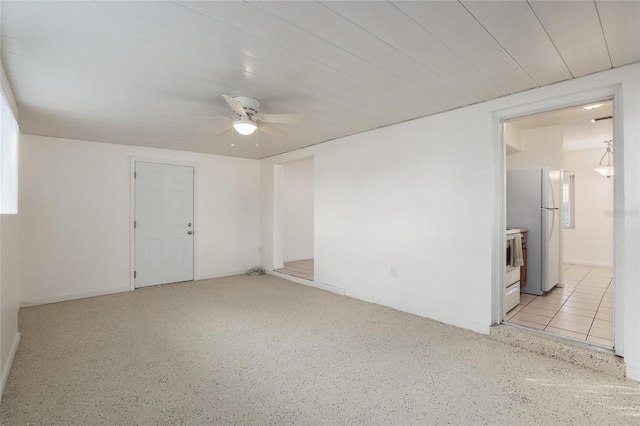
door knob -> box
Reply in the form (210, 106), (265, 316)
(188, 231), (193, 235)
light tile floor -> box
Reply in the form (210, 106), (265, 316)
(506, 263), (613, 347)
(275, 259), (314, 281)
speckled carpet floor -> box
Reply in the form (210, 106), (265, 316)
(2, 274), (639, 425)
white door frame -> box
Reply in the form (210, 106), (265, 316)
(273, 163), (285, 270)
(130, 156), (199, 291)
(491, 85), (625, 357)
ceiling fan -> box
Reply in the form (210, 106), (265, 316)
(213, 95), (311, 139)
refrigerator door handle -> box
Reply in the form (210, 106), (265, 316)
(549, 177), (556, 210)
(542, 205), (559, 240)
(548, 177), (557, 241)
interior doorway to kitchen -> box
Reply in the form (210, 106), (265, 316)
(273, 157), (315, 281)
(499, 98), (618, 351)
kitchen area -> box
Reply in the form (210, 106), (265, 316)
(502, 102), (614, 348)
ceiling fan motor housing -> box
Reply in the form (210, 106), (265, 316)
(234, 96), (260, 117)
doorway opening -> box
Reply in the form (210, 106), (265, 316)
(273, 157), (315, 281)
(500, 99), (617, 349)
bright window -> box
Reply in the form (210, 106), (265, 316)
(0, 92), (19, 214)
(563, 171), (575, 229)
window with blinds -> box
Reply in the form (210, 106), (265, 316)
(562, 171), (575, 229)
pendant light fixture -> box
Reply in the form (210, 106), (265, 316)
(594, 140), (614, 178)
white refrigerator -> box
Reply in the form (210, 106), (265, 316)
(507, 167), (562, 295)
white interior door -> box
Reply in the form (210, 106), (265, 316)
(134, 162), (194, 288)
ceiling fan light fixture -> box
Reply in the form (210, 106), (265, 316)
(233, 119), (257, 136)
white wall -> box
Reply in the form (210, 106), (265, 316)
(259, 64), (640, 380)
(19, 135), (260, 305)
(262, 103), (494, 334)
(0, 214), (19, 395)
(563, 149), (614, 266)
(507, 125), (563, 170)
(0, 7), (21, 397)
(504, 123), (521, 155)
(283, 158), (314, 262)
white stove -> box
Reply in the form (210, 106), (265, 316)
(505, 231), (522, 313)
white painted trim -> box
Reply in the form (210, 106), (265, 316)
(267, 270), (346, 295)
(0, 332), (20, 401)
(20, 286), (130, 307)
(610, 86), (625, 359)
(627, 365), (640, 382)
(19, 274), (254, 307)
(492, 85), (625, 356)
(267, 270), (488, 333)
(130, 159), (136, 290)
(195, 270), (249, 281)
(563, 260), (614, 268)
(130, 157), (199, 291)
(490, 109), (506, 325)
(347, 289), (491, 335)
(282, 256), (314, 263)
(272, 164), (285, 270)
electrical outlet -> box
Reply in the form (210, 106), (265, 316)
(391, 266), (397, 278)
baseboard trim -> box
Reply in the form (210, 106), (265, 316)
(266, 271), (487, 334)
(266, 270), (346, 295)
(564, 260), (614, 268)
(195, 270), (250, 281)
(346, 289), (491, 335)
(20, 271), (253, 307)
(627, 364), (640, 382)
(282, 257), (314, 263)
(0, 332), (20, 401)
(20, 286), (131, 307)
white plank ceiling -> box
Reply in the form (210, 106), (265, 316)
(1, 1), (638, 159)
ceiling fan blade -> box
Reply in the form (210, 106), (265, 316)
(257, 113), (311, 124)
(258, 122), (289, 139)
(215, 125), (233, 137)
(170, 114), (232, 120)
(222, 95), (247, 118)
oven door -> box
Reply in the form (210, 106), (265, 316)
(506, 236), (513, 270)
